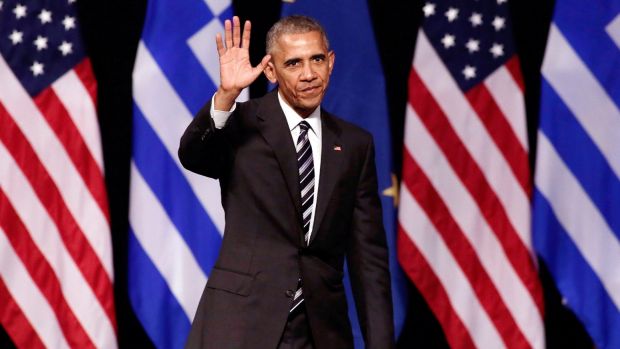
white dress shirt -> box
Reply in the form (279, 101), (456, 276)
(210, 92), (322, 240)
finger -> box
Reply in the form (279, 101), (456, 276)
(259, 54), (272, 68)
(216, 33), (225, 56)
(252, 54), (272, 75)
(232, 16), (241, 47)
(241, 20), (251, 49)
(224, 19), (232, 49)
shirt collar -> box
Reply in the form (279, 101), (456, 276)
(277, 91), (322, 138)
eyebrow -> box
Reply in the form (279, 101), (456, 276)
(284, 58), (301, 66)
(283, 54), (327, 66)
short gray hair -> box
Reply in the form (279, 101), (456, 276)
(266, 15), (329, 54)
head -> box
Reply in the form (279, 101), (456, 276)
(264, 15), (335, 118)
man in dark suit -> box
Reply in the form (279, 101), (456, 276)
(180, 15), (394, 349)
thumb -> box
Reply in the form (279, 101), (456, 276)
(254, 54), (272, 73)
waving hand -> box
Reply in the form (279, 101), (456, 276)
(214, 16), (271, 110)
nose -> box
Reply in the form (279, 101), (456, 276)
(300, 62), (316, 81)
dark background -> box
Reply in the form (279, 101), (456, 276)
(0, 0), (596, 348)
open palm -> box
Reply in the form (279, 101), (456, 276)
(217, 17), (270, 94)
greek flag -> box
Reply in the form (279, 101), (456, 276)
(533, 1), (620, 348)
(129, 1), (245, 348)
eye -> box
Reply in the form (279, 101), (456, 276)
(284, 59), (301, 67)
(310, 54), (327, 63)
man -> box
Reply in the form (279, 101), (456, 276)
(180, 15), (394, 349)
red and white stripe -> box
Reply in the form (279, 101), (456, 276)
(0, 55), (117, 348)
(398, 31), (544, 349)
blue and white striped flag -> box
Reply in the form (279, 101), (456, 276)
(129, 1), (246, 348)
(533, 1), (620, 348)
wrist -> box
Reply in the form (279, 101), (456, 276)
(214, 87), (240, 111)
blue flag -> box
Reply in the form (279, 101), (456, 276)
(534, 1), (620, 348)
(129, 1), (240, 348)
(281, 1), (408, 347)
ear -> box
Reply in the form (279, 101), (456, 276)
(263, 61), (277, 83)
(327, 51), (335, 75)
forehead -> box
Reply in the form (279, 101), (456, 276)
(273, 31), (328, 59)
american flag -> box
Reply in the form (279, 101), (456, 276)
(534, 0), (620, 348)
(129, 0), (245, 348)
(397, 1), (544, 348)
(0, 0), (116, 348)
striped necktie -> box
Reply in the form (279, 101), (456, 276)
(297, 121), (315, 244)
(290, 120), (314, 313)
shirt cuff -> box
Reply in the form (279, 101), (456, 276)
(210, 93), (236, 129)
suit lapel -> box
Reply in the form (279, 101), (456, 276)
(256, 91), (302, 224)
(309, 110), (342, 245)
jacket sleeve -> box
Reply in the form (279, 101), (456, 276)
(346, 137), (395, 349)
(178, 100), (235, 179)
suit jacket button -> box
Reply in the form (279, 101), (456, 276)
(285, 289), (295, 298)
(200, 128), (211, 141)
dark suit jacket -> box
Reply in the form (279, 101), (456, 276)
(179, 90), (394, 349)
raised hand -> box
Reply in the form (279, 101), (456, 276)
(215, 16), (271, 110)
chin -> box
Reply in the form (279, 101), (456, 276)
(295, 99), (320, 111)
(302, 103), (320, 112)
(304, 97), (322, 108)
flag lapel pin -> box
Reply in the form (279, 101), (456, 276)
(333, 145), (342, 151)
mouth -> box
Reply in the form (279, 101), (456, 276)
(300, 86), (320, 95)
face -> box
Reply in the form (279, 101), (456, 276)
(264, 31), (335, 118)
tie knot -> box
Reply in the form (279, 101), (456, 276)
(299, 121), (310, 132)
